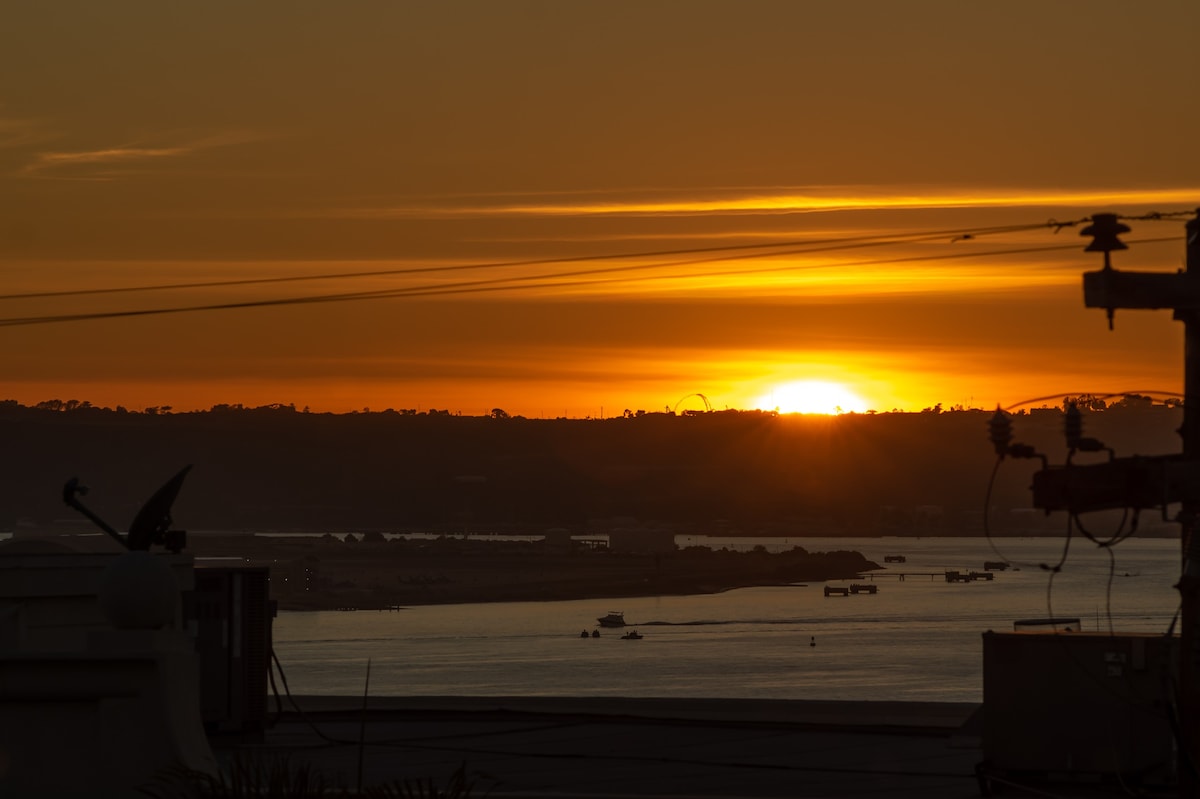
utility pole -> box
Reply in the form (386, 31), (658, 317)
(1028, 209), (1200, 793)
(1178, 211), (1200, 796)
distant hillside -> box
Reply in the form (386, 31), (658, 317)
(0, 398), (1184, 537)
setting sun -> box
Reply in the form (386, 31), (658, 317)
(753, 380), (869, 415)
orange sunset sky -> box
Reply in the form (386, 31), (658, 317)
(3, 2), (1199, 417)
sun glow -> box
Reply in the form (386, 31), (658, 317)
(753, 380), (869, 415)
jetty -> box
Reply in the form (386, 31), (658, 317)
(824, 584), (880, 596)
(855, 570), (999, 583)
(944, 570), (994, 583)
(856, 571), (942, 582)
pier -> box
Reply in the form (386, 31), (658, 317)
(856, 572), (942, 582)
(855, 570), (999, 583)
(944, 570), (995, 583)
(824, 584), (881, 596)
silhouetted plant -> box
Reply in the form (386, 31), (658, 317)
(363, 763), (488, 799)
(143, 756), (489, 799)
(141, 751), (333, 798)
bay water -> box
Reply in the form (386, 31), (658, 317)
(271, 536), (1181, 703)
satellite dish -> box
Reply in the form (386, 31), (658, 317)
(64, 465), (193, 551)
(127, 465), (192, 551)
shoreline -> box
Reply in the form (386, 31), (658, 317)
(271, 577), (819, 612)
(188, 535), (879, 611)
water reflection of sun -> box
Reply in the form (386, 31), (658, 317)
(752, 380), (868, 415)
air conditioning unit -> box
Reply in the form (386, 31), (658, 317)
(188, 565), (273, 736)
(981, 630), (1176, 789)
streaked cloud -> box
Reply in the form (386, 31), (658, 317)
(486, 188), (1200, 217)
(25, 145), (191, 174)
(334, 186), (1200, 220)
(0, 115), (55, 150)
(18, 130), (270, 179)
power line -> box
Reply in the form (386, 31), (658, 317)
(0, 219), (1088, 303)
(1005, 390), (1184, 411)
(0, 236), (1180, 328)
(2, 210), (1191, 306)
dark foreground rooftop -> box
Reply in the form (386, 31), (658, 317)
(216, 696), (989, 799)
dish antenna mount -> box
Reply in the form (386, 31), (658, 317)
(63, 465), (192, 553)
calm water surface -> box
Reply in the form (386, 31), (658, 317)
(272, 536), (1181, 703)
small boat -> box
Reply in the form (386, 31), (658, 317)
(884, 555), (906, 563)
(1013, 618), (1080, 632)
(597, 611), (626, 627)
(620, 630), (643, 640)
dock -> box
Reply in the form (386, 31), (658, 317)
(824, 584), (880, 596)
(945, 570), (994, 583)
(855, 570), (998, 583)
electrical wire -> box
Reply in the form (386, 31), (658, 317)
(269, 647), (347, 747)
(1004, 390), (1184, 412)
(976, 774), (1072, 798)
(1101, 545), (1117, 637)
(1074, 509), (1141, 550)
(0, 235), (1182, 328)
(1117, 210), (1198, 222)
(266, 649), (978, 784)
(1042, 518), (1074, 631)
(981, 454), (1072, 573)
(0, 218), (1094, 303)
(4, 209), (1187, 309)
(986, 430), (1148, 639)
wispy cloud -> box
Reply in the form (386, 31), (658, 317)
(338, 187), (1200, 219)
(491, 188), (1200, 216)
(29, 146), (191, 171)
(0, 115), (56, 150)
(18, 130), (269, 179)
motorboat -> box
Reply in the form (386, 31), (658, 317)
(620, 630), (643, 640)
(597, 611), (626, 627)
